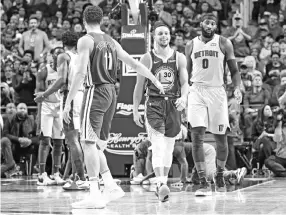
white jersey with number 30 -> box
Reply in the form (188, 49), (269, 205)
(190, 34), (225, 87)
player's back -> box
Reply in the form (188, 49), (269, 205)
(65, 50), (84, 92)
(45, 64), (61, 103)
(190, 34), (225, 87)
(86, 32), (118, 87)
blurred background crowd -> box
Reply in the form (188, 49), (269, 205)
(1, 0), (286, 178)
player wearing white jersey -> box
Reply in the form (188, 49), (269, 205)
(35, 31), (89, 190)
(185, 13), (242, 196)
(35, 47), (66, 186)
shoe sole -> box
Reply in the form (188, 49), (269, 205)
(158, 185), (170, 202)
(195, 190), (212, 196)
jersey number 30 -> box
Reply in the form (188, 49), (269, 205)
(105, 51), (113, 70)
(202, 59), (209, 69)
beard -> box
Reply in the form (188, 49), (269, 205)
(201, 27), (215, 39)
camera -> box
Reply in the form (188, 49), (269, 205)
(149, 10), (158, 22)
(109, 3), (122, 20)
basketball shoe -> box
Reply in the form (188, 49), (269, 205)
(72, 181), (106, 209)
(233, 167), (247, 184)
(195, 177), (212, 196)
(37, 172), (56, 186)
(50, 172), (66, 185)
(213, 172), (227, 192)
(102, 184), (125, 204)
(190, 168), (200, 185)
(155, 182), (170, 202)
(63, 177), (90, 191)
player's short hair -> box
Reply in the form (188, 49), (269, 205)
(83, 5), (103, 25)
(201, 13), (217, 23)
(62, 31), (79, 47)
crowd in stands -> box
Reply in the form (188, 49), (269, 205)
(1, 0), (286, 178)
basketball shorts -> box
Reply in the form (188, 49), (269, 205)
(63, 90), (84, 132)
(81, 84), (116, 143)
(145, 97), (181, 138)
(188, 84), (229, 134)
(40, 101), (64, 139)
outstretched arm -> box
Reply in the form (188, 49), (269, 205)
(113, 39), (164, 94)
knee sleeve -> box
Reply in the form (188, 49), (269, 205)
(150, 134), (165, 169)
(163, 136), (176, 168)
(191, 127), (205, 163)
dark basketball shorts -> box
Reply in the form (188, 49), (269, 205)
(62, 90), (84, 133)
(145, 97), (181, 138)
(80, 84), (116, 143)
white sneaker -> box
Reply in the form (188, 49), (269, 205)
(76, 180), (90, 190)
(51, 172), (66, 185)
(72, 192), (106, 209)
(133, 173), (144, 182)
(149, 177), (158, 184)
(235, 167), (247, 184)
(37, 172), (56, 186)
(103, 185), (125, 204)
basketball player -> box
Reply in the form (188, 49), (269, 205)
(185, 13), (242, 196)
(35, 47), (66, 186)
(172, 141), (247, 186)
(34, 31), (88, 190)
(62, 6), (165, 209)
(133, 21), (189, 202)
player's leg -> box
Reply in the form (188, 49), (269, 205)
(37, 103), (55, 186)
(50, 106), (65, 185)
(98, 85), (125, 203)
(63, 94), (88, 190)
(145, 98), (170, 201)
(203, 143), (216, 181)
(208, 87), (230, 192)
(188, 86), (211, 196)
(72, 87), (104, 209)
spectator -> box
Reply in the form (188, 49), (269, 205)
(276, 24), (286, 41)
(243, 75), (271, 139)
(2, 103), (16, 125)
(23, 50), (34, 64)
(252, 105), (276, 171)
(268, 13), (283, 40)
(174, 34), (185, 53)
(12, 60), (36, 106)
(2, 103), (38, 172)
(269, 70), (286, 107)
(265, 112), (286, 177)
(153, 0), (172, 27)
(6, 0), (28, 20)
(19, 16), (50, 61)
(183, 20), (199, 44)
(259, 34), (274, 63)
(62, 18), (72, 31)
(226, 12), (252, 57)
(264, 52), (286, 89)
(1, 83), (13, 107)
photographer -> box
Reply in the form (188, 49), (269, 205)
(265, 110), (286, 177)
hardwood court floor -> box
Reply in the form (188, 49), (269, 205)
(1, 176), (285, 215)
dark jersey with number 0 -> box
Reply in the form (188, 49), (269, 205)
(85, 32), (117, 87)
(146, 50), (181, 98)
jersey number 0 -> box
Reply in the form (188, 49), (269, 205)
(202, 59), (209, 69)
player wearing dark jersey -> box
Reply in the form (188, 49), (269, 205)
(133, 22), (189, 202)
(62, 6), (165, 209)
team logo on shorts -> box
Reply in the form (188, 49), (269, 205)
(155, 66), (175, 90)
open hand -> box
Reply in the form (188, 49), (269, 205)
(175, 97), (187, 111)
(234, 88), (242, 104)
